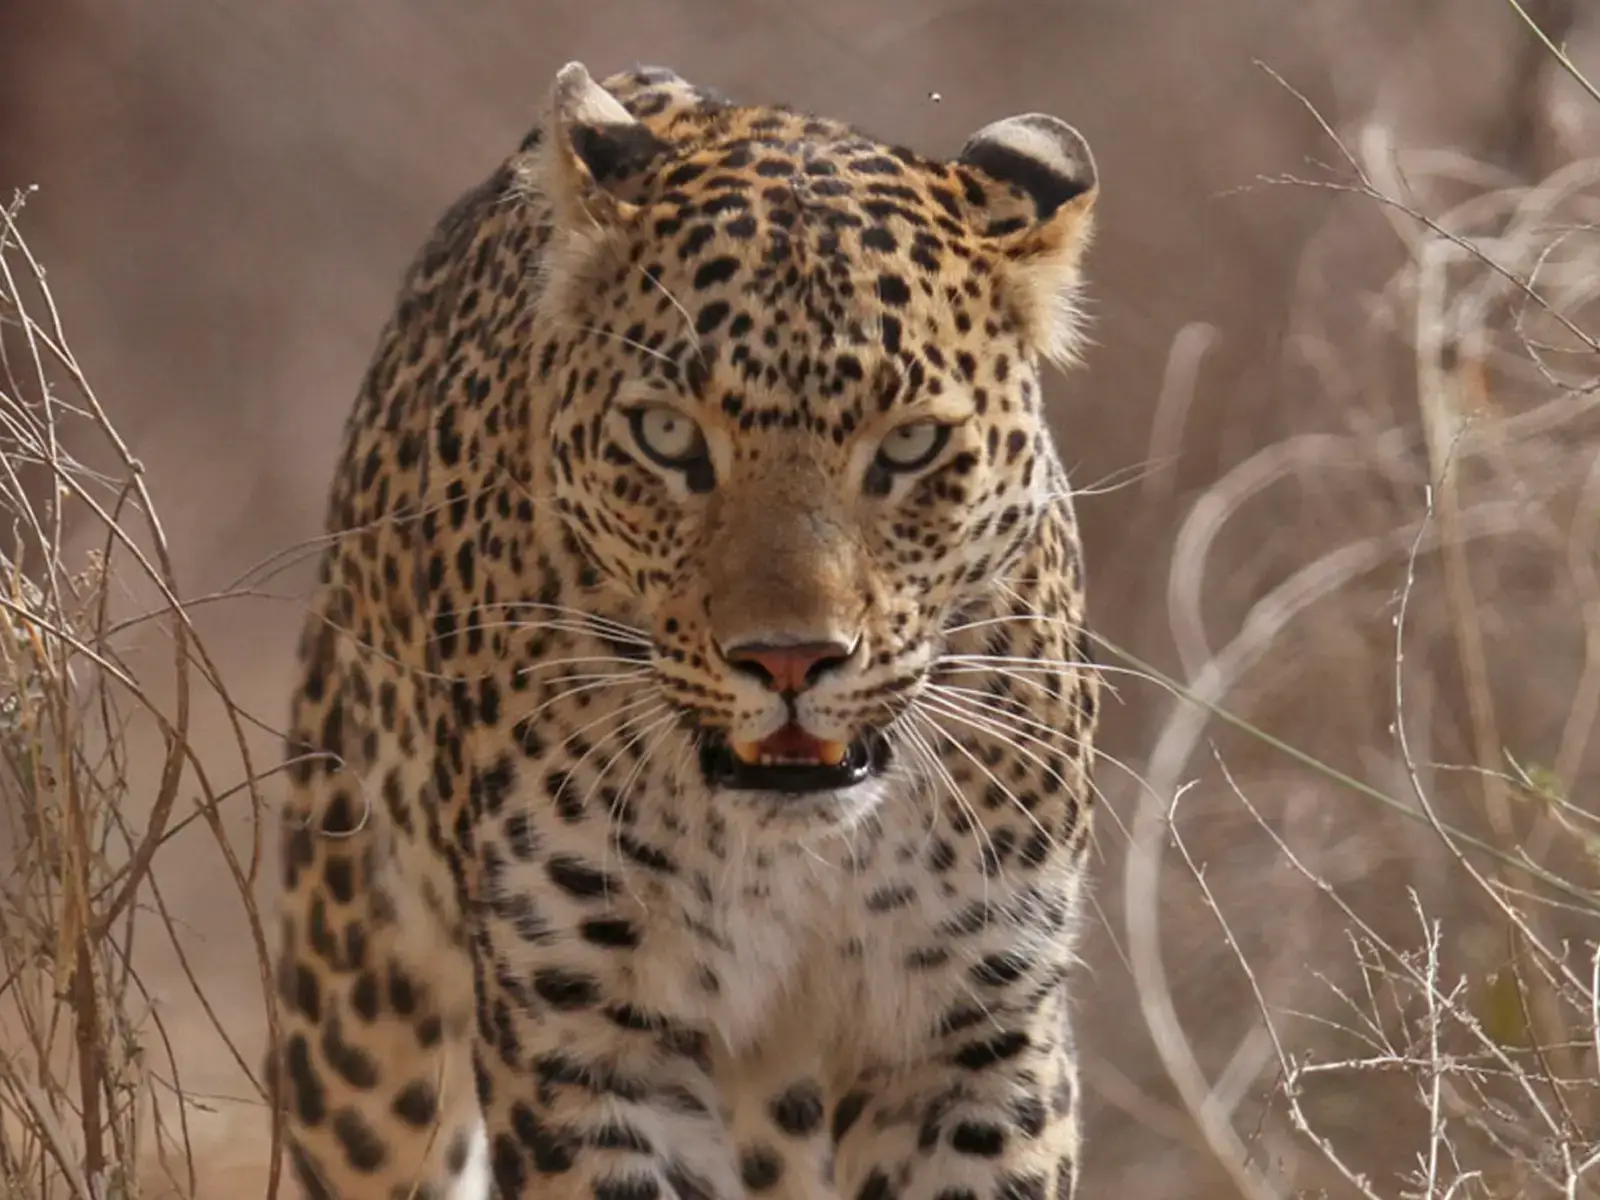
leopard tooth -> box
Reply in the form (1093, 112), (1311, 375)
(731, 740), (761, 764)
(816, 740), (848, 767)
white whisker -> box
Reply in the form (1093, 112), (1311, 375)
(910, 699), (1062, 853)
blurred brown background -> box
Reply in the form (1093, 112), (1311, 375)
(3, 1), (1598, 1195)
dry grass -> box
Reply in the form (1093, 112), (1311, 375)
(1100, 38), (1600, 1199)
(0, 191), (279, 1199)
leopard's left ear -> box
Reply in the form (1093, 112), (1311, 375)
(543, 61), (675, 231)
(957, 114), (1098, 365)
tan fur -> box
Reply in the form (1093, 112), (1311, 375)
(268, 63), (1101, 1200)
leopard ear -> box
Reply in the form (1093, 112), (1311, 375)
(957, 114), (1098, 365)
(544, 61), (674, 230)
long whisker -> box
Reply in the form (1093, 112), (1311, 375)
(942, 612), (1084, 637)
(936, 654), (1094, 671)
(557, 695), (670, 768)
(516, 674), (655, 728)
(887, 719), (967, 862)
(918, 691), (1082, 790)
(910, 699), (1061, 852)
(600, 709), (683, 892)
(447, 617), (650, 647)
(551, 321), (678, 366)
(934, 654), (1133, 701)
(632, 264), (704, 358)
(484, 601), (651, 643)
(517, 657), (652, 678)
(915, 689), (1132, 840)
(902, 711), (1003, 907)
(923, 681), (1086, 746)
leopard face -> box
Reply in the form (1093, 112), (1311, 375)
(536, 65), (1097, 827)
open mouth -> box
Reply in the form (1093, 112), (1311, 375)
(698, 724), (890, 794)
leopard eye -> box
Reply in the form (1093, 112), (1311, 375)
(628, 405), (707, 469)
(874, 421), (951, 472)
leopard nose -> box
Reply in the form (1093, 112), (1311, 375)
(722, 637), (858, 694)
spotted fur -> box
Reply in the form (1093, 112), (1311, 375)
(270, 62), (1102, 1200)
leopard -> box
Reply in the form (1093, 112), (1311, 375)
(269, 60), (1102, 1200)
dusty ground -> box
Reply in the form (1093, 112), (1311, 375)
(2, 1), (1598, 1195)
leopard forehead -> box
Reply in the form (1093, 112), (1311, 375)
(532, 66), (1097, 439)
(572, 123), (1028, 357)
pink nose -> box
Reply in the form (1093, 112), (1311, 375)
(723, 639), (855, 694)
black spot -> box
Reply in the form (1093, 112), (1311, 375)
(768, 1079), (824, 1136)
(594, 1176), (661, 1200)
(1050, 1072), (1075, 1116)
(319, 789), (360, 836)
(492, 1133), (528, 1192)
(831, 1090), (869, 1143)
(515, 717), (546, 758)
(591, 1122), (653, 1152)
(547, 769), (585, 823)
(950, 1121), (1006, 1157)
(391, 1079), (439, 1127)
(546, 855), (613, 899)
(505, 812), (539, 860)
(692, 256), (740, 290)
(283, 824), (315, 886)
(940, 902), (993, 938)
(954, 1029), (1031, 1071)
(445, 1129), (473, 1174)
(289, 963), (322, 1022)
(740, 1145), (784, 1191)
(323, 855), (355, 905)
(616, 833), (676, 874)
(285, 1033), (325, 1125)
(387, 964), (420, 1016)
(1019, 830), (1052, 868)
(322, 1020), (378, 1094)
(876, 274), (912, 307)
(532, 967), (601, 1010)
(350, 970), (380, 1022)
(861, 227), (898, 253)
(581, 917), (641, 948)
(926, 839), (956, 872)
(512, 1101), (577, 1173)
(679, 225), (716, 259)
(665, 161), (709, 187)
(866, 883), (916, 912)
(856, 1168), (896, 1200)
(938, 1005), (989, 1036)
(332, 1108), (388, 1172)
(695, 301), (731, 335)
(1012, 1092), (1048, 1138)
(971, 952), (1028, 987)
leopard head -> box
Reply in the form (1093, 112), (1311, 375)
(534, 63), (1097, 819)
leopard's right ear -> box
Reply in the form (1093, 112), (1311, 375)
(543, 61), (674, 231)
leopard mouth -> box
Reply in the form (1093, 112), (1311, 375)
(698, 724), (890, 794)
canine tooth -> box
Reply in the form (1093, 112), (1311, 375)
(817, 741), (848, 766)
(731, 741), (761, 764)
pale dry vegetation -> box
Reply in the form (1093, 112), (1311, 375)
(1104, 35), (1600, 1199)
(0, 11), (1595, 1200)
(0, 193), (280, 1199)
